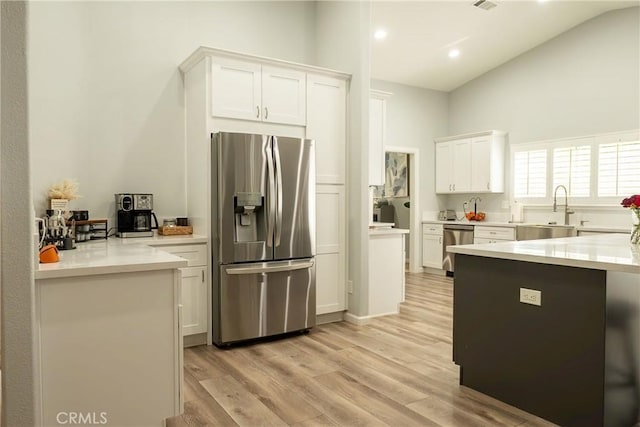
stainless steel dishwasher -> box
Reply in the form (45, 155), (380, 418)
(443, 224), (474, 275)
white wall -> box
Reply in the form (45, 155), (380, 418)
(28, 1), (316, 223)
(371, 79), (448, 218)
(1, 1), (38, 424)
(315, 1), (371, 316)
(446, 7), (640, 225)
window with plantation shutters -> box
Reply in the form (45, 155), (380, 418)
(512, 130), (639, 203)
(598, 140), (640, 196)
(513, 149), (547, 198)
(552, 145), (591, 197)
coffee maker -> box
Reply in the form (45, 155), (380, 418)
(115, 193), (157, 238)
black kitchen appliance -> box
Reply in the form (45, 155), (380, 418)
(115, 193), (158, 238)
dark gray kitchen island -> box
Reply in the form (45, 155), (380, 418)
(449, 234), (640, 427)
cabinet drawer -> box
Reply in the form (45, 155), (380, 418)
(474, 226), (515, 241)
(158, 244), (207, 267)
(422, 223), (443, 235)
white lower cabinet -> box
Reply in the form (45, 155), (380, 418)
(369, 232), (405, 316)
(180, 266), (208, 335)
(473, 225), (515, 244)
(36, 269), (182, 425)
(156, 243), (208, 336)
(422, 223), (444, 269)
(316, 185), (346, 315)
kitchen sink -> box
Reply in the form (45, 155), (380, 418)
(515, 224), (577, 241)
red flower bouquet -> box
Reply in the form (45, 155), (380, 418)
(621, 195), (640, 244)
(621, 194), (640, 208)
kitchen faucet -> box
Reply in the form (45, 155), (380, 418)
(553, 185), (574, 225)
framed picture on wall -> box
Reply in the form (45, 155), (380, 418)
(385, 152), (409, 197)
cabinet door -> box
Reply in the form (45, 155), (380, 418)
(369, 96), (386, 186)
(473, 237), (495, 244)
(211, 57), (262, 121)
(262, 65), (306, 125)
(315, 185), (346, 315)
(307, 75), (346, 184)
(471, 136), (491, 192)
(422, 234), (443, 269)
(435, 142), (452, 193)
(181, 266), (207, 335)
(453, 138), (471, 192)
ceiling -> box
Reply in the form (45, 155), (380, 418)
(371, 0), (639, 92)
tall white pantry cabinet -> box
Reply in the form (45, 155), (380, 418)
(180, 47), (351, 330)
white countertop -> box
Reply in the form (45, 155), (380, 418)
(449, 234), (640, 274)
(35, 235), (205, 280)
(422, 220), (518, 228)
(369, 228), (410, 236)
(119, 233), (208, 246)
(421, 220), (629, 234)
(369, 222), (396, 228)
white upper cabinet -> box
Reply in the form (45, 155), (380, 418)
(435, 130), (506, 194)
(471, 134), (505, 193)
(452, 138), (471, 193)
(435, 142), (452, 193)
(369, 90), (391, 186)
(306, 74), (346, 184)
(211, 57), (262, 121)
(211, 57), (306, 126)
(262, 66), (306, 125)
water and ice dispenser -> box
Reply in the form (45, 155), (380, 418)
(233, 192), (263, 243)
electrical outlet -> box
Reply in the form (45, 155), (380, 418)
(520, 288), (541, 306)
(347, 280), (353, 294)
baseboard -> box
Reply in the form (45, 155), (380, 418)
(344, 310), (399, 325)
(183, 332), (207, 348)
(316, 311), (345, 325)
(422, 266), (447, 276)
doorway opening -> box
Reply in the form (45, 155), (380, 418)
(378, 146), (420, 273)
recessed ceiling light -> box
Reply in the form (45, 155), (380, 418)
(449, 49), (460, 58)
(374, 29), (388, 40)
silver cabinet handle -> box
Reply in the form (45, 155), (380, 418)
(449, 184), (452, 191)
(439, 237), (442, 244)
(487, 182), (490, 190)
(453, 184), (456, 191)
(256, 106), (260, 118)
(225, 259), (314, 275)
(201, 270), (204, 282)
(265, 107), (269, 120)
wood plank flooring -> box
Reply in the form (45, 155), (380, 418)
(167, 272), (557, 426)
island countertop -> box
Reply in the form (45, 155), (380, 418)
(449, 233), (640, 274)
(36, 237), (194, 280)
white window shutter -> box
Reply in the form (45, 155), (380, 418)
(598, 140), (640, 196)
(553, 145), (591, 197)
(514, 149), (547, 198)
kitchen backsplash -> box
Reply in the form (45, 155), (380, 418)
(424, 205), (631, 228)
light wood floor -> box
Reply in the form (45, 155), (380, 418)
(167, 272), (556, 426)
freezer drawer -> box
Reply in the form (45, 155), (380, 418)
(215, 258), (316, 345)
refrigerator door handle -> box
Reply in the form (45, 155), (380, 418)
(273, 137), (284, 247)
(225, 259), (314, 275)
(265, 136), (276, 248)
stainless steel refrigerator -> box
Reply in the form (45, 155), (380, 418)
(211, 132), (316, 346)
